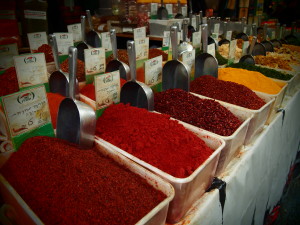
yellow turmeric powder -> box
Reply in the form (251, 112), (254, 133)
(218, 67), (282, 94)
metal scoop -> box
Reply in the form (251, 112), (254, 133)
(174, 0), (184, 19)
(157, 0), (168, 20)
(239, 36), (257, 65)
(218, 21), (230, 46)
(261, 23), (274, 52)
(48, 34), (69, 97)
(195, 24), (218, 78)
(77, 15), (90, 62)
(195, 14), (200, 31)
(56, 46), (96, 148)
(178, 19), (193, 55)
(162, 25), (190, 92)
(105, 29), (130, 80)
(85, 10), (101, 48)
(270, 23), (282, 48)
(120, 41), (154, 111)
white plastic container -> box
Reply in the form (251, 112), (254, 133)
(95, 125), (225, 224)
(149, 19), (183, 37)
(190, 92), (275, 146)
(0, 142), (175, 225)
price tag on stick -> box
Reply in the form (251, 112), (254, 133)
(144, 55), (162, 87)
(27, 32), (48, 52)
(67, 23), (82, 43)
(84, 48), (106, 84)
(0, 44), (18, 71)
(53, 33), (74, 56)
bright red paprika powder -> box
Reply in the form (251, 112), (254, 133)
(33, 44), (54, 63)
(1, 136), (166, 225)
(47, 93), (65, 129)
(96, 103), (214, 178)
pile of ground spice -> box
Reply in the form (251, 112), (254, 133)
(96, 103), (214, 178)
(47, 93), (65, 129)
(0, 67), (19, 97)
(61, 58), (85, 82)
(33, 44), (54, 63)
(155, 89), (242, 136)
(1, 136), (166, 225)
(190, 75), (266, 110)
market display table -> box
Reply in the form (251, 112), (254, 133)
(172, 90), (300, 225)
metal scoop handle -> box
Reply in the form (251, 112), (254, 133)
(160, 0), (164, 7)
(110, 29), (118, 60)
(252, 23), (257, 36)
(201, 24), (208, 53)
(86, 10), (93, 31)
(199, 11), (203, 24)
(196, 15), (200, 31)
(49, 34), (61, 71)
(80, 16), (86, 42)
(127, 41), (136, 82)
(223, 22), (228, 36)
(183, 19), (188, 42)
(68, 47), (77, 100)
(170, 25), (179, 60)
(263, 23), (268, 41)
(177, 0), (181, 14)
(249, 36), (257, 55)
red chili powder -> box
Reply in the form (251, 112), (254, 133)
(47, 93), (65, 129)
(96, 103), (214, 178)
(80, 78), (127, 101)
(0, 67), (19, 97)
(190, 75), (266, 110)
(61, 58), (85, 82)
(1, 136), (166, 225)
(33, 44), (54, 63)
(154, 89), (242, 136)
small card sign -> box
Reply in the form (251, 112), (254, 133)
(14, 53), (48, 89)
(1, 85), (54, 150)
(144, 55), (162, 87)
(162, 31), (170, 48)
(228, 39), (237, 65)
(226, 31), (232, 41)
(166, 4), (173, 17)
(182, 49), (195, 80)
(150, 3), (158, 17)
(135, 37), (149, 60)
(0, 43), (18, 71)
(95, 71), (120, 111)
(207, 43), (216, 57)
(214, 23), (220, 34)
(242, 41), (249, 56)
(182, 6), (187, 17)
(101, 32), (112, 51)
(27, 32), (48, 52)
(192, 31), (202, 49)
(243, 26), (247, 34)
(53, 32), (74, 55)
(67, 23), (82, 43)
(84, 48), (106, 84)
(134, 27), (146, 40)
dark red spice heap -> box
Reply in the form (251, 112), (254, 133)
(80, 78), (127, 101)
(33, 44), (54, 63)
(0, 67), (19, 97)
(190, 75), (266, 110)
(61, 58), (85, 82)
(47, 93), (65, 129)
(154, 89), (242, 136)
(1, 136), (166, 225)
(96, 103), (214, 178)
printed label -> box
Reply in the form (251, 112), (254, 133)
(134, 27), (146, 40)
(150, 3), (158, 15)
(182, 6), (187, 17)
(2, 85), (51, 137)
(242, 41), (249, 56)
(226, 31), (232, 41)
(144, 55), (162, 87)
(162, 31), (170, 47)
(166, 4), (173, 16)
(53, 33), (74, 55)
(243, 26), (247, 34)
(214, 23), (220, 34)
(14, 53), (48, 88)
(207, 43), (216, 57)
(192, 31), (201, 48)
(95, 71), (120, 110)
(67, 23), (82, 43)
(100, 32), (112, 51)
(0, 43), (18, 71)
(24, 10), (46, 20)
(228, 39), (237, 64)
(135, 37), (149, 60)
(191, 17), (196, 30)
(84, 48), (106, 76)
(182, 49), (195, 79)
(27, 32), (48, 52)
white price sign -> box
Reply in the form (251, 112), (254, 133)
(2, 85), (51, 137)
(182, 50), (195, 74)
(84, 48), (106, 75)
(182, 6), (187, 17)
(192, 31), (201, 48)
(27, 32), (48, 52)
(163, 31), (170, 47)
(243, 26), (247, 34)
(135, 37), (149, 60)
(101, 32), (112, 51)
(207, 43), (216, 57)
(166, 4), (173, 15)
(53, 33), (74, 55)
(14, 53), (48, 88)
(0, 43), (18, 71)
(144, 55), (162, 87)
(229, 39), (237, 61)
(67, 23), (82, 43)
(226, 31), (232, 41)
(214, 23), (220, 34)
(242, 41), (249, 56)
(134, 27), (146, 40)
(150, 3), (158, 15)
(95, 71), (120, 110)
